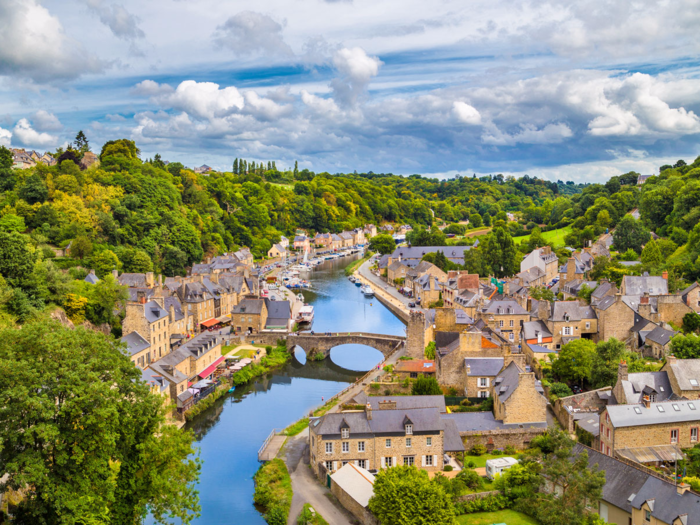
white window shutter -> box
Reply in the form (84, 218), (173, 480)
(393, 457), (397, 468)
(381, 457), (385, 468)
(366, 460), (370, 469)
(333, 461), (337, 471)
(422, 455), (426, 466)
(433, 455), (437, 467)
(354, 460), (358, 466)
(486, 378), (490, 387)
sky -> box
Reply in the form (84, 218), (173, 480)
(0, 0), (699, 181)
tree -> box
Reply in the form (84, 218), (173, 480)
(368, 234), (396, 255)
(530, 286), (555, 302)
(19, 173), (49, 204)
(0, 213), (26, 233)
(548, 382), (573, 400)
(0, 231), (37, 288)
(0, 320), (201, 524)
(74, 130), (89, 153)
(469, 213), (483, 228)
(424, 341), (436, 359)
(591, 338), (626, 388)
(524, 429), (606, 525)
(293, 160), (298, 178)
(552, 339), (596, 385)
(612, 216), (650, 254)
(577, 283), (595, 304)
(670, 334), (700, 359)
(481, 227), (519, 277)
(641, 239), (663, 266)
(683, 312), (700, 334)
(368, 466), (455, 525)
(411, 376), (442, 395)
(119, 247), (154, 273)
(91, 250), (120, 278)
(70, 235), (93, 260)
(160, 245), (188, 276)
(233, 158), (239, 175)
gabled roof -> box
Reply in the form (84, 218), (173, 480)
(84, 272), (100, 284)
(164, 296), (185, 321)
(494, 361), (523, 402)
(232, 298), (264, 315)
(666, 359), (700, 391)
(144, 300), (168, 323)
(607, 400), (700, 428)
(619, 371), (673, 404)
(522, 320), (552, 340)
(551, 301), (597, 322)
(646, 325), (676, 347)
(118, 273), (149, 287)
(481, 300), (528, 315)
(465, 357), (504, 377)
(121, 331), (150, 356)
(622, 275), (668, 296)
(330, 464), (375, 507)
(394, 359), (436, 374)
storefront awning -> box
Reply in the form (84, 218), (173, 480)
(197, 356), (226, 379)
(200, 318), (219, 328)
(617, 444), (684, 464)
(216, 315), (231, 324)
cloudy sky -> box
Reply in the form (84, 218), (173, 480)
(1, 0), (699, 180)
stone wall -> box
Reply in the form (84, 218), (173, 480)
(595, 297), (636, 344)
(366, 382), (412, 395)
(607, 420), (700, 450)
(461, 427), (547, 450)
(330, 477), (379, 525)
(287, 334), (405, 358)
(243, 333), (281, 346)
(455, 491), (501, 503)
(657, 295), (693, 326)
(406, 311), (426, 358)
(553, 387), (611, 432)
(497, 372), (547, 425)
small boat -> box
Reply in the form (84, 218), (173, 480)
(348, 276), (356, 283)
(355, 281), (362, 287)
(362, 285), (375, 297)
(296, 304), (315, 324)
(228, 386), (236, 393)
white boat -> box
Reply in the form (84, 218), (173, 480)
(362, 285), (375, 297)
(296, 304), (315, 324)
(296, 293), (304, 302)
(290, 264), (311, 272)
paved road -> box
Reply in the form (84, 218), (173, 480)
(356, 257), (429, 316)
(284, 429), (354, 525)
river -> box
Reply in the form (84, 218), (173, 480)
(160, 254), (406, 525)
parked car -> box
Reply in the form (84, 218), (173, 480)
(571, 385), (583, 394)
(408, 302), (416, 308)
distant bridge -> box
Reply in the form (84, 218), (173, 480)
(286, 332), (406, 359)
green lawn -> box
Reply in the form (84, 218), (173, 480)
(463, 454), (518, 468)
(515, 226), (572, 248)
(457, 510), (540, 525)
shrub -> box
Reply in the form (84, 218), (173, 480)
(456, 469), (483, 490)
(265, 345), (273, 353)
(469, 444), (487, 456)
(454, 494), (511, 514)
(383, 364), (394, 373)
(466, 460), (476, 468)
(447, 387), (458, 396)
(370, 383), (380, 391)
(384, 389), (391, 396)
(491, 449), (502, 456)
(504, 445), (517, 455)
(265, 506), (287, 525)
(460, 399), (471, 406)
(443, 465), (453, 472)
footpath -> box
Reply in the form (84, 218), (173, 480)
(354, 259), (429, 319)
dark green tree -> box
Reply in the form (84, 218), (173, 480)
(69, 235), (93, 260)
(591, 338), (626, 388)
(293, 160), (298, 178)
(18, 173), (49, 204)
(670, 334), (700, 359)
(683, 312), (700, 334)
(368, 234), (395, 255)
(612, 216), (651, 254)
(74, 130), (89, 153)
(481, 227), (519, 277)
(552, 339), (596, 385)
(233, 158), (239, 175)
(411, 376), (442, 395)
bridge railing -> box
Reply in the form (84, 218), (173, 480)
(288, 331), (406, 340)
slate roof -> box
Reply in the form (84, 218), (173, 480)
(454, 309), (474, 324)
(454, 289), (478, 308)
(464, 357), (504, 377)
(607, 400), (700, 428)
(232, 298), (264, 315)
(622, 275), (668, 296)
(495, 361), (523, 403)
(441, 418), (466, 452)
(551, 301), (597, 321)
(630, 473), (700, 525)
(481, 300), (528, 315)
(435, 331), (460, 355)
(313, 408), (446, 436)
(522, 320), (552, 340)
(572, 444), (650, 516)
(330, 464), (375, 508)
(528, 344), (556, 354)
(164, 296), (185, 321)
(141, 367), (169, 394)
(681, 282), (700, 301)
(270, 243), (286, 253)
(591, 281), (615, 303)
(389, 246), (472, 264)
(388, 261), (408, 272)
(377, 254), (390, 269)
(265, 299), (290, 328)
(619, 372), (673, 404)
(144, 300), (168, 323)
(646, 325), (676, 346)
(666, 359), (700, 391)
(121, 331), (150, 356)
(118, 273), (149, 287)
(127, 287), (155, 302)
(84, 272), (99, 284)
(442, 411), (548, 432)
(364, 395), (446, 412)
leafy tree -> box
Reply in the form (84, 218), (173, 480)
(424, 341), (436, 359)
(74, 130), (89, 153)
(119, 247), (154, 273)
(670, 334), (700, 359)
(91, 250), (120, 278)
(160, 245), (188, 276)
(0, 213), (26, 233)
(591, 338), (626, 388)
(368, 466), (455, 525)
(577, 283), (595, 304)
(411, 376), (442, 395)
(0, 231), (37, 288)
(0, 146), (15, 191)
(70, 235), (94, 260)
(481, 227), (519, 277)
(619, 248), (639, 261)
(469, 213), (483, 228)
(19, 173), (49, 204)
(368, 234), (396, 255)
(612, 216), (650, 254)
(530, 286), (555, 302)
(641, 239), (663, 266)
(683, 312), (700, 334)
(0, 320), (201, 524)
(552, 339), (596, 385)
(548, 382), (573, 400)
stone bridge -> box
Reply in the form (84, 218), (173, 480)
(287, 332), (406, 359)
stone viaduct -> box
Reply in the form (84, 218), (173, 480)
(286, 332), (406, 359)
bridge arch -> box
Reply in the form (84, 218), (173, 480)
(286, 332), (406, 361)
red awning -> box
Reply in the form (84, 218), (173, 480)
(200, 318), (219, 328)
(198, 356), (226, 379)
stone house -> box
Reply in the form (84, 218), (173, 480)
(643, 325), (677, 358)
(611, 361), (673, 405)
(339, 231), (354, 248)
(387, 261), (410, 283)
(267, 243), (286, 258)
(123, 295), (171, 365)
(231, 298), (268, 333)
(405, 261), (446, 290)
(314, 233), (332, 247)
(381, 224), (394, 233)
(364, 224), (377, 238)
(351, 228), (366, 245)
(441, 271), (479, 308)
(413, 274), (442, 306)
(567, 444), (700, 525)
(121, 331), (151, 369)
(176, 279), (216, 330)
(492, 361), (548, 425)
(386, 246), (474, 269)
(558, 251), (594, 287)
(680, 282), (700, 313)
(331, 234), (343, 250)
(294, 235), (310, 251)
(308, 398), (463, 479)
(521, 320), (553, 349)
(520, 246), (559, 284)
(329, 464), (378, 525)
(594, 294), (638, 344)
(547, 301), (597, 349)
(118, 272), (156, 288)
(590, 280), (617, 305)
(620, 273), (668, 296)
(600, 399), (700, 457)
(661, 357), (700, 400)
(464, 357), (504, 398)
(477, 300), (531, 345)
(394, 359), (436, 379)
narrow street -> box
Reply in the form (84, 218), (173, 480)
(355, 258), (429, 316)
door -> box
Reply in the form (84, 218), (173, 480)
(326, 474), (331, 488)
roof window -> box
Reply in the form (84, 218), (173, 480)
(673, 404), (681, 411)
(657, 406), (665, 412)
(689, 403), (697, 410)
(634, 407), (642, 414)
(691, 379), (699, 387)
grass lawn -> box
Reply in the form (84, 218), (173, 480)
(297, 503), (329, 525)
(463, 454), (518, 468)
(222, 344), (267, 358)
(457, 510), (540, 525)
(515, 226), (572, 248)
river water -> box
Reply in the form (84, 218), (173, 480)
(162, 255), (406, 525)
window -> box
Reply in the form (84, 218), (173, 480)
(426, 437), (432, 446)
(425, 455), (433, 466)
(645, 510), (651, 522)
(406, 438), (412, 448)
(671, 429), (679, 443)
(325, 443), (333, 454)
(478, 391), (489, 398)
(342, 442), (349, 453)
(479, 378), (489, 387)
(673, 404), (681, 411)
(358, 459), (366, 469)
(585, 322), (591, 329)
(385, 457), (393, 467)
(341, 428), (349, 439)
(509, 333), (515, 342)
(509, 320), (514, 327)
(325, 461), (333, 471)
(563, 326), (572, 336)
(358, 441), (365, 452)
(657, 406), (665, 412)
(692, 428), (698, 442)
(499, 320), (504, 328)
(410, 372), (417, 378)
(386, 439), (391, 448)
(634, 407), (642, 414)
(405, 424), (413, 435)
(691, 403), (697, 410)
(403, 456), (415, 466)
(691, 379), (699, 387)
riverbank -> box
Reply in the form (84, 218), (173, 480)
(344, 251), (373, 276)
(353, 264), (411, 322)
(254, 458), (293, 524)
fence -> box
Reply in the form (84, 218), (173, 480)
(258, 428), (281, 461)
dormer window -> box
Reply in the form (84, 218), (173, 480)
(405, 424), (413, 435)
(497, 307), (502, 314)
(341, 428), (349, 439)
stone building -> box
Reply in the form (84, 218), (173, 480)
(267, 243), (286, 258)
(594, 294), (638, 344)
(620, 274), (668, 296)
(558, 251), (594, 287)
(547, 301), (597, 348)
(464, 357), (504, 398)
(611, 361), (674, 405)
(308, 397), (464, 479)
(231, 298), (268, 333)
(122, 295), (171, 366)
(441, 271), (479, 308)
(394, 359), (436, 379)
(661, 356), (700, 400)
(477, 300), (530, 345)
(681, 282), (700, 313)
(176, 279), (216, 329)
(520, 246), (559, 284)
(330, 464), (378, 525)
(386, 261), (410, 283)
(492, 361), (548, 425)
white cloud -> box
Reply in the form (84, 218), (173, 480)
(12, 118), (58, 148)
(31, 110), (63, 132)
(157, 81), (245, 120)
(482, 123), (573, 146)
(331, 47), (382, 106)
(0, 127), (11, 147)
(0, 0), (103, 83)
(84, 0), (145, 41)
(130, 79), (174, 97)
(242, 92), (293, 121)
(213, 11), (293, 57)
(452, 101), (481, 125)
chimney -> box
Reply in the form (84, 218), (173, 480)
(378, 400), (397, 410)
(136, 290), (147, 304)
(169, 304), (175, 323)
(640, 294), (649, 305)
(145, 272), (154, 288)
(643, 394), (651, 408)
(677, 482), (690, 496)
(111, 269), (118, 279)
(667, 355), (677, 365)
(662, 270), (668, 280)
(365, 402), (372, 420)
(158, 274), (163, 286)
(618, 360), (628, 382)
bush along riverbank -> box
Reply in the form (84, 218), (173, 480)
(283, 397), (340, 436)
(254, 458), (293, 525)
(344, 251), (373, 276)
(232, 341), (291, 386)
(185, 383), (229, 421)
